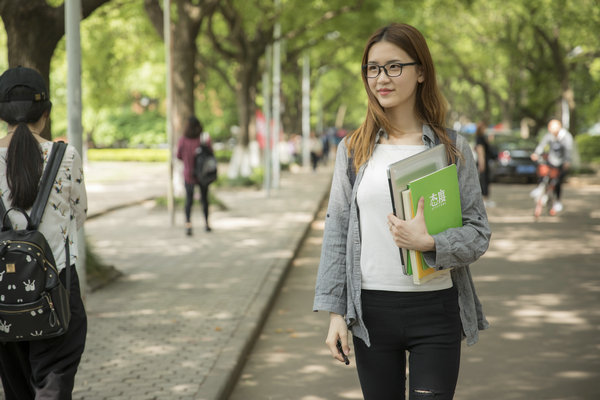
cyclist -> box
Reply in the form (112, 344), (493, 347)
(530, 119), (574, 214)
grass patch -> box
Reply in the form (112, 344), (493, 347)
(87, 148), (168, 162)
(217, 166), (264, 188)
(572, 165), (597, 175)
(85, 239), (123, 291)
(87, 148), (232, 163)
(154, 191), (228, 211)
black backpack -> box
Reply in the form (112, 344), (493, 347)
(0, 142), (71, 342)
(193, 144), (218, 185)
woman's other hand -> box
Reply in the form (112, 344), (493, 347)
(326, 313), (350, 363)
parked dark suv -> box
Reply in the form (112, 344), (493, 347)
(488, 135), (538, 183)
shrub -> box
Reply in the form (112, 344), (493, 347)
(90, 108), (166, 148)
(576, 134), (600, 163)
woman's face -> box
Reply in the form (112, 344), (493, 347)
(366, 40), (423, 113)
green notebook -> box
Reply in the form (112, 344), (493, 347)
(406, 164), (462, 284)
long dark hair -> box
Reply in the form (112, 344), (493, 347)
(475, 122), (486, 138)
(184, 116), (203, 139)
(0, 73), (52, 210)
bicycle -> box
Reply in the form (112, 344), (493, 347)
(531, 160), (561, 218)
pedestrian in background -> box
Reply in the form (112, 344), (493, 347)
(475, 122), (495, 207)
(0, 66), (88, 399)
(530, 118), (573, 214)
(321, 130), (331, 164)
(177, 116), (213, 235)
(309, 131), (323, 171)
(313, 23), (491, 400)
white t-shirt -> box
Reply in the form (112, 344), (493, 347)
(0, 142), (87, 272)
(357, 144), (453, 292)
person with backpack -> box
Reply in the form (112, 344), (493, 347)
(177, 116), (215, 235)
(313, 24), (491, 400)
(0, 67), (88, 399)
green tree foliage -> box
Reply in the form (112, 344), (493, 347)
(52, 0), (167, 146)
(416, 0), (600, 136)
(201, 0), (369, 146)
(0, 0), (111, 139)
(1, 0), (597, 147)
(277, 0), (383, 133)
(82, 1), (165, 110)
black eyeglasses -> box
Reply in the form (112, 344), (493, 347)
(362, 61), (419, 79)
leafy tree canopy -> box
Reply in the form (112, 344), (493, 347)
(0, 0), (598, 147)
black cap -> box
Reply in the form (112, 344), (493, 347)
(0, 66), (49, 103)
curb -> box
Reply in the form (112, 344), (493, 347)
(86, 197), (159, 221)
(197, 186), (331, 400)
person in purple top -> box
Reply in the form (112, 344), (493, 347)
(177, 116), (213, 235)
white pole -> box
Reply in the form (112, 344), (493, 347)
(317, 66), (327, 138)
(262, 45), (272, 195)
(302, 52), (310, 170)
(66, 0), (86, 298)
(271, 0), (281, 189)
(561, 98), (570, 130)
(164, 0), (175, 226)
(317, 81), (323, 137)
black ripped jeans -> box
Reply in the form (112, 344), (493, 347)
(354, 287), (462, 400)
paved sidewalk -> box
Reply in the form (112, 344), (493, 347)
(229, 176), (600, 400)
(74, 162), (333, 399)
(85, 161), (170, 218)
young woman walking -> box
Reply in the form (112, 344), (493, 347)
(177, 116), (214, 235)
(0, 66), (88, 399)
(313, 23), (491, 400)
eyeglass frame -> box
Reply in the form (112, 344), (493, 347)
(362, 61), (420, 79)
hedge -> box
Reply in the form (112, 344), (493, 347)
(87, 148), (232, 162)
(87, 148), (168, 162)
(576, 134), (600, 163)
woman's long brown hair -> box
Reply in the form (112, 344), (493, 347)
(347, 23), (461, 171)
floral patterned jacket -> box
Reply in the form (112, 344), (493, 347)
(0, 142), (87, 272)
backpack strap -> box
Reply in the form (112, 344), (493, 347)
(0, 196), (10, 230)
(0, 142), (67, 230)
(31, 142), (71, 292)
(63, 233), (71, 294)
(29, 141), (67, 230)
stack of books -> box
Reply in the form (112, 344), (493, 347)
(387, 144), (462, 284)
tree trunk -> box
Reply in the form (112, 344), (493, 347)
(170, 25), (197, 138)
(0, 0), (111, 139)
(0, 2), (62, 139)
(144, 0), (218, 143)
(227, 64), (259, 178)
(235, 67), (258, 148)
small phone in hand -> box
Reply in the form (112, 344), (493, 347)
(336, 339), (350, 365)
